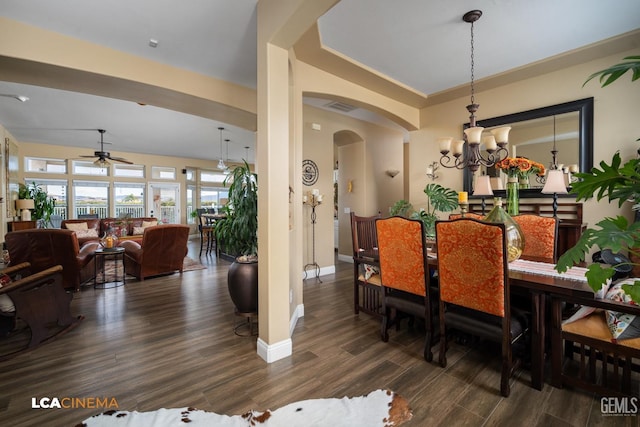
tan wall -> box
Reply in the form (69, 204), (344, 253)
(412, 48), (640, 234)
(302, 104), (404, 263)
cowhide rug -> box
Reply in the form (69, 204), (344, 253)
(78, 389), (412, 427)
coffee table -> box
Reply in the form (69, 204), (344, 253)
(94, 247), (126, 289)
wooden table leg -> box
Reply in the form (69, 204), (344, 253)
(530, 291), (545, 390)
(550, 297), (563, 388)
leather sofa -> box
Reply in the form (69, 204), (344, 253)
(5, 229), (100, 291)
(120, 224), (190, 281)
(61, 217), (159, 246)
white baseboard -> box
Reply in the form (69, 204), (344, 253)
(290, 303), (304, 336)
(257, 337), (292, 363)
(301, 264), (336, 281)
(337, 253), (353, 263)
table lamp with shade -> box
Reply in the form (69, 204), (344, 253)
(16, 199), (35, 221)
(541, 169), (568, 217)
(473, 175), (494, 215)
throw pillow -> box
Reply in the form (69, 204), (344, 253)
(604, 280), (640, 341)
(142, 220), (158, 228)
(133, 226), (145, 235)
(562, 279), (611, 326)
(0, 274), (15, 313)
(364, 264), (379, 280)
(65, 222), (88, 231)
(75, 229), (99, 238)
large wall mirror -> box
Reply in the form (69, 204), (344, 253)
(464, 97), (593, 198)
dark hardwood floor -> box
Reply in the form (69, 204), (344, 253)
(0, 239), (636, 426)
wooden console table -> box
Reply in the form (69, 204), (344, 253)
(7, 220), (37, 232)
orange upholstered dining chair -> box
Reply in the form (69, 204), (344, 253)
(513, 214), (558, 263)
(375, 216), (436, 362)
(350, 212), (382, 317)
(435, 218), (528, 397)
(448, 212), (485, 220)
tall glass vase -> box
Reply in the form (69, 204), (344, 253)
(506, 177), (519, 216)
(484, 197), (524, 262)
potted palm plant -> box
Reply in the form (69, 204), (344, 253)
(215, 160), (258, 315)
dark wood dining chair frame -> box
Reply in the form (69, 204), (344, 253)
(436, 218), (528, 397)
(550, 293), (640, 398)
(376, 216), (436, 362)
(350, 212), (382, 318)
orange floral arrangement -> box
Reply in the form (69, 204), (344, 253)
(496, 156), (546, 179)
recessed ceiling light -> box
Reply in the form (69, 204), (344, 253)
(149, 38), (159, 48)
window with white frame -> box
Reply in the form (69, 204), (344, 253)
(114, 182), (145, 218)
(151, 166), (176, 180)
(25, 178), (68, 221)
(25, 157), (67, 174)
(200, 186), (228, 212)
(72, 160), (109, 176)
(114, 164), (145, 178)
(200, 169), (226, 184)
(186, 185), (196, 224)
(73, 180), (110, 218)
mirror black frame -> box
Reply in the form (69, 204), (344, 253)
(463, 97), (594, 198)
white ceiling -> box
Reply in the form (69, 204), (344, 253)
(0, 0), (638, 163)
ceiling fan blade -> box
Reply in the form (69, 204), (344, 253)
(108, 156), (133, 165)
(79, 155), (98, 158)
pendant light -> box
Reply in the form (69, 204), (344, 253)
(217, 127), (227, 171)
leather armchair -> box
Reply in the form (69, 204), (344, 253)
(120, 225), (190, 281)
(5, 229), (100, 291)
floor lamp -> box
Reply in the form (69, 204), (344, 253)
(473, 175), (494, 215)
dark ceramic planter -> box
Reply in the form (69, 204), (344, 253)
(227, 258), (258, 315)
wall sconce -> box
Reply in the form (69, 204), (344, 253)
(386, 170), (400, 178)
(426, 162), (439, 181)
(347, 180), (353, 193)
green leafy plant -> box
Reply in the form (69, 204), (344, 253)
(583, 55), (640, 88)
(18, 182), (56, 227)
(389, 199), (414, 217)
(415, 183), (459, 237)
(391, 184), (458, 238)
(557, 55), (640, 300)
(215, 161), (258, 258)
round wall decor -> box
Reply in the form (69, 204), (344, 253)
(302, 159), (319, 186)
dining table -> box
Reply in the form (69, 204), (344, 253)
(358, 248), (594, 391)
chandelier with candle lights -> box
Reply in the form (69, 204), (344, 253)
(437, 10), (510, 174)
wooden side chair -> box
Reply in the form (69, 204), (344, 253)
(0, 263), (84, 360)
(435, 218), (528, 396)
(376, 216), (436, 362)
(513, 214), (558, 263)
(197, 208), (216, 257)
(350, 212), (382, 317)
(551, 282), (640, 397)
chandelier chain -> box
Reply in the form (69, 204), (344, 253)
(469, 20), (475, 106)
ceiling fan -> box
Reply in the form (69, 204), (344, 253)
(80, 129), (132, 165)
